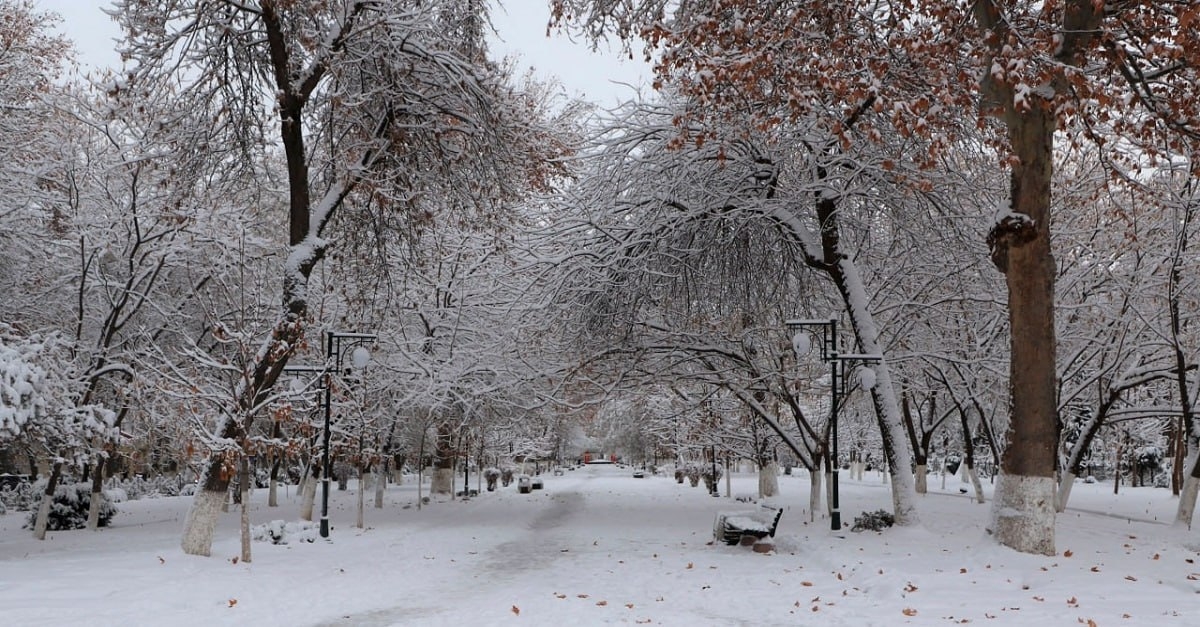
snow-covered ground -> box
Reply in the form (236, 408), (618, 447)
(1, 465), (1197, 626)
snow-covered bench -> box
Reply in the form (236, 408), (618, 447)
(713, 504), (783, 546)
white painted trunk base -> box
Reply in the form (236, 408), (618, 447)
(966, 465), (985, 504)
(32, 498), (51, 540)
(1056, 471), (1077, 513)
(808, 471), (822, 523)
(990, 473), (1056, 555)
(1174, 448), (1199, 528)
(758, 463), (779, 498)
(299, 477), (317, 521)
(268, 478), (278, 507)
(915, 464), (928, 494)
(181, 488), (226, 556)
(375, 472), (385, 508)
(87, 489), (103, 530)
(431, 468), (454, 496)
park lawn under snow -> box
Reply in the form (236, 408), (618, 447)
(1, 465), (1198, 626)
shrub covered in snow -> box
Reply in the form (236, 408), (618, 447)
(24, 482), (117, 530)
(851, 509), (894, 532)
(0, 478), (39, 512)
(251, 519), (318, 545)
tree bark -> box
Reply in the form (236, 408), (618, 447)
(988, 101), (1059, 556)
(86, 456), (105, 530)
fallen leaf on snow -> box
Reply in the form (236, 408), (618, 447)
(228, 599), (237, 608)
(511, 605), (520, 616)
(1063, 549), (1073, 557)
(596, 600), (608, 606)
(1124, 575), (1137, 582)
(902, 608), (917, 616)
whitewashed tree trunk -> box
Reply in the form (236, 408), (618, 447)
(180, 489), (226, 557)
(966, 464), (985, 504)
(824, 467), (833, 517)
(87, 465), (104, 531)
(356, 472), (368, 528)
(808, 469), (822, 523)
(1055, 471), (1077, 512)
(87, 489), (104, 530)
(33, 463), (63, 541)
(1174, 450), (1199, 528)
(239, 459), (251, 564)
(990, 474), (1056, 555)
(374, 469), (385, 508)
(431, 467), (454, 496)
(915, 464), (928, 494)
(299, 475), (317, 521)
(268, 476), (278, 507)
(758, 462), (779, 498)
(32, 498), (52, 541)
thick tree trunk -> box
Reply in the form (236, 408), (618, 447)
(32, 462), (63, 541)
(915, 464), (927, 494)
(965, 463), (985, 504)
(181, 487), (226, 556)
(989, 102), (1058, 556)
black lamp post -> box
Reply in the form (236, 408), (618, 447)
(287, 331), (376, 539)
(318, 331), (376, 538)
(786, 318), (880, 532)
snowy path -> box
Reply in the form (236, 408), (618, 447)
(2, 465), (1197, 626)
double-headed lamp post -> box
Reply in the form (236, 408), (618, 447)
(786, 318), (881, 532)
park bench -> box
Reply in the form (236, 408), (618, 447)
(713, 503), (783, 546)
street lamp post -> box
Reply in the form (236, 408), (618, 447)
(287, 331), (376, 539)
(318, 331), (376, 538)
(786, 318), (881, 532)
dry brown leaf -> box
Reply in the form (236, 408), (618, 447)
(902, 608), (917, 616)
(960, 568), (968, 574)
(1153, 553), (1160, 560)
(555, 593), (566, 599)
(596, 600), (608, 607)
(228, 599), (237, 608)
(1032, 596), (1044, 602)
(1063, 549), (1073, 557)
(802, 581), (814, 587)
(625, 603), (634, 609)
(1124, 575), (1137, 582)
(1090, 566), (1101, 572)
(904, 583), (918, 593)
(686, 562), (694, 569)
(511, 606), (520, 616)
(1067, 596), (1078, 606)
(577, 594), (589, 599)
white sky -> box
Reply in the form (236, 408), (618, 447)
(34, 0), (652, 107)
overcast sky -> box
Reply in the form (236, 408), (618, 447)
(34, 0), (652, 107)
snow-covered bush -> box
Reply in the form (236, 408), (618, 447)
(851, 509), (894, 532)
(252, 519), (318, 545)
(500, 467), (515, 487)
(483, 467), (501, 491)
(0, 479), (39, 512)
(24, 482), (117, 530)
